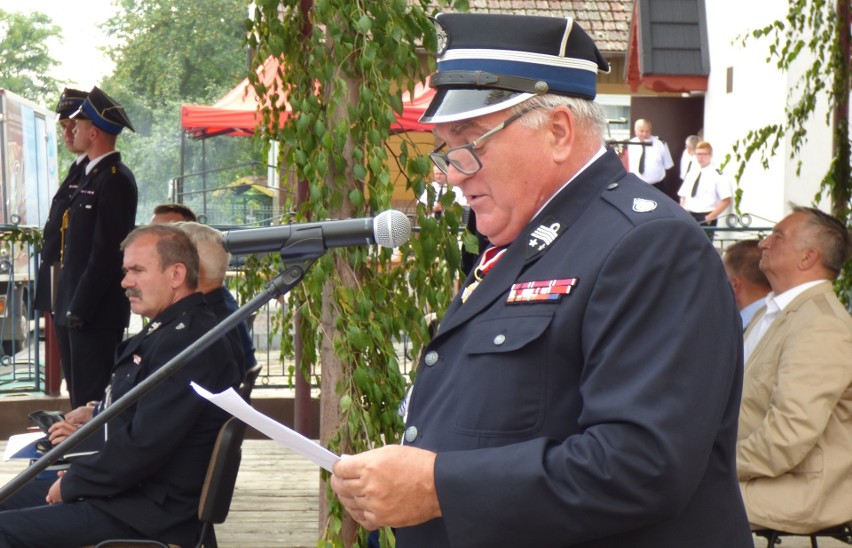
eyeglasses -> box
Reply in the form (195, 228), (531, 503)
(429, 106), (541, 176)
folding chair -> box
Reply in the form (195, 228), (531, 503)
(755, 523), (852, 548)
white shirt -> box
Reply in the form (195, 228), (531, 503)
(680, 150), (696, 180)
(626, 136), (673, 184)
(677, 164), (732, 213)
(743, 279), (826, 362)
(419, 182), (467, 210)
(84, 150), (119, 175)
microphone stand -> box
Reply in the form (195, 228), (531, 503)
(0, 228), (328, 503)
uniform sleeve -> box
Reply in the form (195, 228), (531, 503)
(435, 218), (742, 544)
(737, 312), (852, 479)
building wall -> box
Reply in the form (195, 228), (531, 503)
(703, 0), (833, 226)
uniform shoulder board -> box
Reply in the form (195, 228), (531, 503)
(715, 168), (723, 175)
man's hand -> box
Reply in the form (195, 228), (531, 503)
(65, 312), (83, 330)
(46, 471), (65, 504)
(48, 421), (79, 446)
(63, 404), (95, 425)
(330, 445), (441, 530)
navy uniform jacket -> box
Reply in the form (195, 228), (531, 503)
(34, 158), (87, 312)
(54, 152), (137, 328)
(60, 293), (241, 546)
(204, 286), (257, 373)
(397, 150), (751, 547)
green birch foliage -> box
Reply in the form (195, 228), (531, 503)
(248, 1), (467, 545)
(726, 0), (851, 303)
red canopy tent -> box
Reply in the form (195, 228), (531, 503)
(180, 56), (435, 139)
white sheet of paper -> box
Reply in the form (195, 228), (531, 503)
(3, 432), (44, 461)
(191, 382), (340, 472)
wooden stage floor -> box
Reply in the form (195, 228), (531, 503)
(0, 440), (847, 548)
(0, 439), (320, 548)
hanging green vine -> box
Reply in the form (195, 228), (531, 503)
(247, 1), (466, 545)
(724, 0), (851, 304)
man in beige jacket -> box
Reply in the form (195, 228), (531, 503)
(738, 205), (852, 533)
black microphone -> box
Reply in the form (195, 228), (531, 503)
(222, 209), (412, 255)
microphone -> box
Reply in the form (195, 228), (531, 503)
(222, 209), (412, 255)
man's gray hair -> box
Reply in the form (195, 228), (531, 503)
(791, 204), (851, 278)
(176, 222), (230, 286)
(514, 94), (608, 144)
(120, 224), (200, 289)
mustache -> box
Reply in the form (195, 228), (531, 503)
(125, 289), (142, 299)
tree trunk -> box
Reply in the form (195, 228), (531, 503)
(318, 18), (362, 543)
(832, 0), (851, 219)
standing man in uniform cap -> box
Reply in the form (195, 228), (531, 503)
(331, 13), (751, 547)
(53, 86), (138, 408)
(627, 118), (674, 193)
(34, 88), (89, 317)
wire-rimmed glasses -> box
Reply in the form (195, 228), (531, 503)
(429, 106), (541, 176)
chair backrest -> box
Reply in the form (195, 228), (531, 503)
(238, 364), (262, 402)
(196, 365), (260, 531)
(198, 416), (246, 525)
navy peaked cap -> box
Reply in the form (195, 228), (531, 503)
(71, 86), (135, 134)
(420, 13), (610, 124)
(56, 88), (88, 120)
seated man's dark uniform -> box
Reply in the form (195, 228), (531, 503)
(205, 286), (257, 373)
(0, 292), (240, 547)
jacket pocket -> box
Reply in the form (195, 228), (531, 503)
(453, 310), (554, 438)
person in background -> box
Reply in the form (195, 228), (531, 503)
(178, 221), (256, 373)
(151, 203), (197, 224)
(419, 164), (467, 220)
(34, 88), (88, 317)
(53, 86), (138, 408)
(627, 118), (673, 193)
(738, 206), (852, 533)
(679, 134), (700, 181)
(677, 141), (732, 239)
(330, 12), (751, 547)
(723, 239), (772, 329)
(0, 224), (240, 547)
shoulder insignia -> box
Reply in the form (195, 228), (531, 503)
(716, 168), (722, 175)
(526, 216), (562, 260)
(175, 322), (186, 330)
(632, 197), (657, 213)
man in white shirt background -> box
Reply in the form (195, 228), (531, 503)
(627, 118), (674, 193)
(680, 134), (700, 181)
(677, 141), (732, 239)
(419, 164), (467, 220)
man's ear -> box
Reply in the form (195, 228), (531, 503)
(548, 106), (575, 163)
(170, 263), (187, 288)
(728, 274), (741, 292)
(799, 247), (821, 272)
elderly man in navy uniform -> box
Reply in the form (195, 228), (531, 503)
(331, 13), (751, 547)
(34, 88), (89, 317)
(0, 224), (241, 547)
(53, 86), (138, 408)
